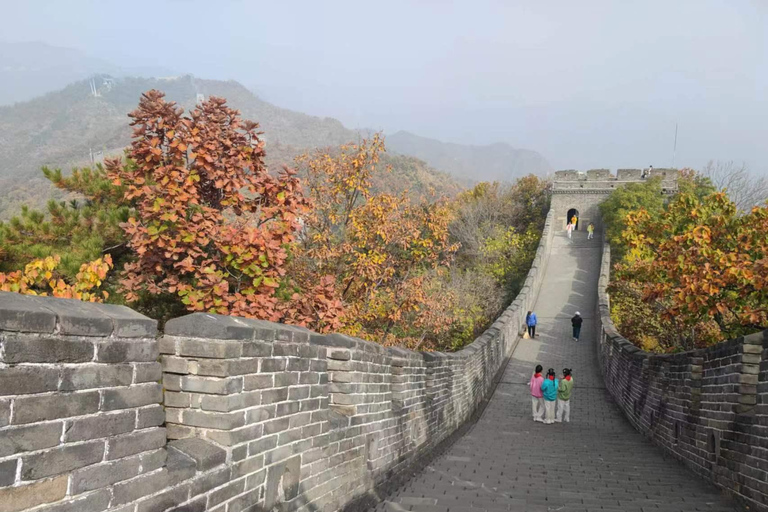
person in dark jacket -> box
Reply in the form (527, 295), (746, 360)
(525, 310), (538, 338)
(571, 312), (583, 341)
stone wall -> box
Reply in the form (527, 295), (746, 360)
(596, 240), (768, 511)
(0, 210), (555, 512)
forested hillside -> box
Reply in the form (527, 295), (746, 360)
(387, 130), (552, 182)
(0, 75), (547, 217)
(0, 91), (549, 350)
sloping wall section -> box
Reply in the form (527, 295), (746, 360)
(0, 211), (554, 512)
(596, 240), (768, 511)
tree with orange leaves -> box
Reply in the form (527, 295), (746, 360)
(613, 189), (768, 350)
(293, 135), (458, 347)
(106, 90), (342, 330)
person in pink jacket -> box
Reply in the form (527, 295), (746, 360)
(529, 364), (544, 422)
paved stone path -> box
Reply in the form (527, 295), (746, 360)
(375, 232), (740, 512)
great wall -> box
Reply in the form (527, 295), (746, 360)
(1, 168), (766, 512)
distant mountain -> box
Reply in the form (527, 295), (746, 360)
(386, 131), (552, 182)
(0, 41), (173, 106)
(0, 75), (461, 217)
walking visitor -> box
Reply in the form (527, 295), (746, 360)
(571, 214), (578, 227)
(566, 222), (573, 239)
(526, 310), (537, 338)
(587, 222), (594, 240)
(541, 368), (559, 424)
(529, 365), (544, 423)
(556, 368), (574, 423)
(571, 312), (583, 341)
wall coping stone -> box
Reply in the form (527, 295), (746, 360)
(0, 291), (156, 337)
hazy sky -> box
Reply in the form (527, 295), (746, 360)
(4, 0), (768, 173)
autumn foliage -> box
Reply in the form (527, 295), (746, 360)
(104, 91), (341, 329)
(0, 88), (549, 351)
(0, 255), (112, 302)
(608, 176), (768, 352)
(293, 135), (458, 347)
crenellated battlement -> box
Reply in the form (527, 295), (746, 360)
(553, 168), (678, 193)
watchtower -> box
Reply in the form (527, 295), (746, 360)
(550, 168), (678, 231)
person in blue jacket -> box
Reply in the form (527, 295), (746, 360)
(526, 310), (538, 338)
(540, 368), (559, 424)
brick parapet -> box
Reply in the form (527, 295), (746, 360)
(0, 208), (556, 512)
(596, 239), (768, 511)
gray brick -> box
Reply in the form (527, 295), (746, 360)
(102, 383), (162, 410)
(34, 489), (111, 512)
(135, 362), (163, 383)
(162, 355), (189, 374)
(59, 364), (133, 391)
(261, 387), (289, 404)
(0, 399), (9, 426)
(182, 409), (245, 430)
(139, 448), (167, 474)
(243, 374), (273, 390)
(13, 391), (100, 424)
(0, 422), (62, 457)
(178, 338), (242, 359)
(2, 336), (93, 363)
(190, 467), (230, 496)
(22, 440), (105, 480)
(208, 479), (245, 507)
(107, 428), (166, 460)
(168, 438), (226, 471)
(137, 405), (166, 428)
(248, 435), (278, 456)
(0, 458), (17, 486)
(232, 454), (264, 478)
(261, 358), (286, 372)
(168, 498), (206, 512)
(112, 469), (170, 505)
(264, 417), (290, 435)
(39, 297), (114, 336)
(165, 391), (192, 408)
(0, 366), (59, 396)
(181, 375), (243, 395)
(205, 424), (263, 447)
(0, 291), (56, 334)
(89, 302), (157, 338)
(0, 474), (68, 512)
(194, 358), (259, 377)
(96, 340), (158, 363)
(70, 456), (141, 493)
(136, 485), (189, 512)
(242, 340), (273, 357)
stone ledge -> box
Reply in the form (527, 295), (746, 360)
(0, 292), (156, 337)
(167, 438), (226, 472)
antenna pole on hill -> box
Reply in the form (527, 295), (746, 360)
(671, 122), (678, 167)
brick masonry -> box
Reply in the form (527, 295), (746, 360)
(0, 209), (555, 512)
(596, 239), (768, 511)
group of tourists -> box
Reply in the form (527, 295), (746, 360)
(525, 310), (582, 423)
(565, 214), (595, 240)
(529, 366), (574, 424)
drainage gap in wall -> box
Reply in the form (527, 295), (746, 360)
(708, 429), (721, 463)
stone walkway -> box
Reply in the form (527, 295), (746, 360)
(374, 232), (740, 512)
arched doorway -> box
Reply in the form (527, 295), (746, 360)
(567, 208), (579, 230)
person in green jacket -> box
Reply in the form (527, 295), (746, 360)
(540, 368), (559, 424)
(556, 368), (574, 423)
